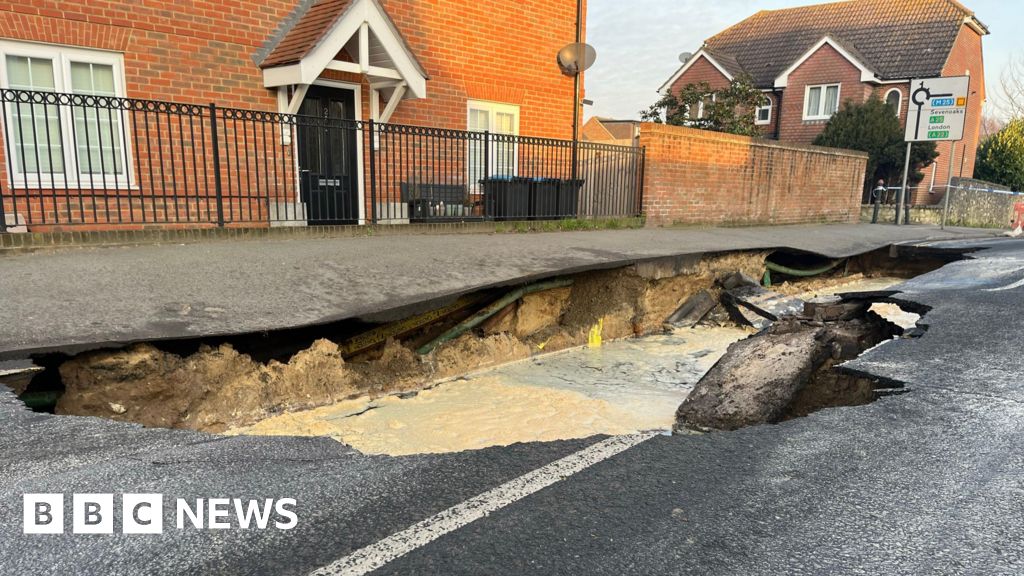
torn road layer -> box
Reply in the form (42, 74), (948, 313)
(52, 253), (768, 432)
(0, 224), (987, 360)
(675, 304), (902, 432)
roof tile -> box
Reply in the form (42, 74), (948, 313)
(702, 0), (980, 87)
(262, 0), (353, 68)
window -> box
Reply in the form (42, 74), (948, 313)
(467, 100), (519, 186)
(0, 41), (129, 187)
(684, 93), (715, 124)
(803, 83), (840, 121)
(885, 88), (902, 116)
(755, 96), (772, 125)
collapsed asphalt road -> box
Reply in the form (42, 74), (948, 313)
(1, 237), (1022, 575)
(0, 223), (992, 359)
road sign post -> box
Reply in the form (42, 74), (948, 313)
(942, 142), (956, 229)
(897, 143), (912, 225)
(901, 76), (970, 227)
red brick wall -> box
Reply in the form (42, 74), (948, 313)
(0, 1), (582, 230)
(638, 122), (866, 227)
(378, 0), (579, 139)
(668, 55), (732, 94)
(870, 84), (911, 125)
(0, 0), (579, 137)
(779, 44), (869, 143)
(0, 1), (294, 109)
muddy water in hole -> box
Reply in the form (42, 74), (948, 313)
(232, 326), (752, 455)
(232, 275), (912, 455)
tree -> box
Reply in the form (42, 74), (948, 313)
(980, 114), (1006, 140)
(813, 96), (938, 187)
(975, 118), (1024, 191)
(640, 76), (765, 137)
(992, 52), (1024, 120)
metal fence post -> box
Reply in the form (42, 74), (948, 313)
(368, 119), (377, 224)
(208, 102), (226, 227)
(637, 147), (646, 217)
(0, 180), (7, 233)
(483, 130), (491, 181)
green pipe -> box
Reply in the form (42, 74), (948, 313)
(417, 278), (574, 355)
(18, 390), (60, 411)
(764, 258), (847, 278)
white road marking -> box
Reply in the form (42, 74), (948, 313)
(985, 277), (1024, 292)
(307, 432), (659, 576)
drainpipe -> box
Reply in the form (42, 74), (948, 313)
(571, 0), (583, 181)
(773, 89), (783, 140)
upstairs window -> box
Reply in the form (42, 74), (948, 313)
(0, 40), (129, 187)
(804, 83), (840, 121)
(685, 93), (716, 123)
(755, 96), (772, 125)
(885, 88), (902, 115)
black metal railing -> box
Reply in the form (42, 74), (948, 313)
(0, 89), (644, 230)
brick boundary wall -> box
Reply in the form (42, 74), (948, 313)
(638, 123), (868, 227)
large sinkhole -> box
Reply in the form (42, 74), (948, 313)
(3, 246), (958, 455)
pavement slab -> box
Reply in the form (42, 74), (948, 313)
(0, 223), (993, 359)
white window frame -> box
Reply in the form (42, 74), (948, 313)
(803, 83), (841, 121)
(884, 88), (902, 116)
(0, 40), (132, 189)
(755, 95), (773, 126)
(467, 100), (520, 189)
(684, 93), (716, 123)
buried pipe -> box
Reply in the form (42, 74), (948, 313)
(416, 278), (574, 355)
(762, 258), (847, 287)
(18, 390), (60, 412)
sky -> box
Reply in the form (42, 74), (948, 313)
(584, 0), (1022, 121)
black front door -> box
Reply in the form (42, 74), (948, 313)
(297, 86), (359, 224)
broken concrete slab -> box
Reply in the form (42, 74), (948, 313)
(803, 296), (870, 322)
(674, 315), (897, 432)
(0, 359), (42, 395)
(633, 254), (703, 280)
(725, 302), (773, 331)
(718, 271), (761, 290)
(697, 305), (732, 328)
(665, 290), (718, 328)
(674, 326), (828, 431)
(724, 285), (806, 321)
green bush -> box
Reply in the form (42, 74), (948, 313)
(813, 96), (937, 187)
(975, 118), (1024, 192)
(641, 76), (765, 137)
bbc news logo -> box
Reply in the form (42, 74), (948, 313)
(24, 494), (297, 534)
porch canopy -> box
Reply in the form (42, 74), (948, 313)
(260, 0), (428, 122)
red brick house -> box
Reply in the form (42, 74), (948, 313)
(658, 0), (988, 204)
(0, 0), (647, 231)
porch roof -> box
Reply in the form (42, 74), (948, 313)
(260, 0), (428, 99)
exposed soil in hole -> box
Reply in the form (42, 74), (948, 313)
(32, 246), (946, 452)
(51, 252), (768, 433)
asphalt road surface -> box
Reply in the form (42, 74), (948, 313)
(0, 223), (991, 359)
(1, 236), (1022, 575)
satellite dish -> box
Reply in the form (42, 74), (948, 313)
(678, 52), (693, 64)
(557, 42), (597, 77)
